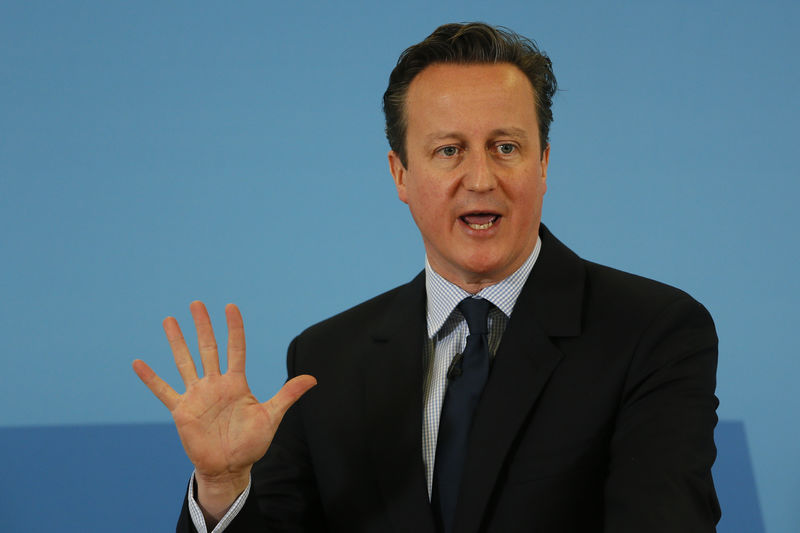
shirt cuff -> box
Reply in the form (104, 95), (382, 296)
(187, 470), (252, 533)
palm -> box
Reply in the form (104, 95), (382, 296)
(133, 301), (316, 481)
(172, 373), (273, 476)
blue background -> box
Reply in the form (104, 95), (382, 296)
(1, 1), (797, 531)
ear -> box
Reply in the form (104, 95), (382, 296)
(540, 143), (550, 191)
(388, 150), (409, 204)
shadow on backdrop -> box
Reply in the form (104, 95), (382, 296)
(0, 419), (762, 532)
(713, 420), (766, 533)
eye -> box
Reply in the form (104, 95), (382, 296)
(496, 143), (516, 155)
(436, 145), (460, 157)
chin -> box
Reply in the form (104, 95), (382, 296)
(459, 258), (506, 281)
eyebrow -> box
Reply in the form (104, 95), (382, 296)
(424, 132), (465, 144)
(424, 128), (529, 144)
(490, 127), (529, 140)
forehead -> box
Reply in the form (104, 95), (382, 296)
(404, 63), (539, 140)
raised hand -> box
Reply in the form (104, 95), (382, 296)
(132, 301), (316, 520)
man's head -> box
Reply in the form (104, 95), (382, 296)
(385, 23), (557, 293)
(383, 22), (556, 167)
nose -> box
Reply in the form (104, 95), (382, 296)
(461, 150), (497, 192)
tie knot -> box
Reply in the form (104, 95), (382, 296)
(458, 297), (491, 336)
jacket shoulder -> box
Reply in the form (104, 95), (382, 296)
(582, 259), (711, 317)
(293, 272), (423, 347)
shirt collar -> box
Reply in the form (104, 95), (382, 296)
(424, 236), (542, 338)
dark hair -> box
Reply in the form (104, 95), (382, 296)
(383, 22), (557, 166)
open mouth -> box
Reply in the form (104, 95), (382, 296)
(460, 213), (501, 230)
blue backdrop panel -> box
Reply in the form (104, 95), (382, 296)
(713, 421), (765, 533)
(0, 424), (190, 532)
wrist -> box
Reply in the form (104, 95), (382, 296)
(195, 469), (251, 522)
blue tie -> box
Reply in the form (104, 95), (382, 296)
(432, 297), (492, 533)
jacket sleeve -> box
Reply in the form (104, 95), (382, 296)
(603, 295), (721, 532)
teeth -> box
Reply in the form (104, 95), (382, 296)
(468, 220), (494, 230)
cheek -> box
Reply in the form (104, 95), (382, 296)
(509, 180), (546, 225)
(410, 195), (440, 229)
(407, 186), (453, 233)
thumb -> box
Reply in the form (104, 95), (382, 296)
(264, 374), (317, 422)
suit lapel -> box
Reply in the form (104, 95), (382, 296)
(454, 226), (586, 533)
(364, 272), (438, 533)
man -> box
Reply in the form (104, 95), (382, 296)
(134, 22), (720, 532)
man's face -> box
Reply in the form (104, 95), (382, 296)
(389, 63), (549, 292)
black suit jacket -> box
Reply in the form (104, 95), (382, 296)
(178, 226), (720, 532)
